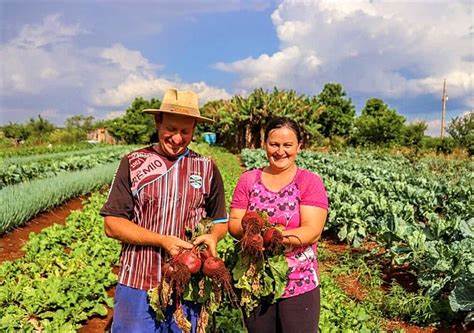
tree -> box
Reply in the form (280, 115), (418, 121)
(201, 88), (322, 151)
(2, 123), (30, 142)
(352, 98), (405, 146)
(316, 83), (355, 138)
(65, 115), (94, 132)
(107, 97), (160, 144)
(24, 115), (56, 144)
(401, 121), (427, 147)
(447, 112), (473, 155)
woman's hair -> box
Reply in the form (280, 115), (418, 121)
(264, 117), (303, 143)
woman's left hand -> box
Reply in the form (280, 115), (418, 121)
(193, 233), (219, 257)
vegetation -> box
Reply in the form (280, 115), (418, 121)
(106, 97), (160, 144)
(241, 148), (473, 324)
(0, 145), (134, 188)
(0, 161), (120, 234)
(0, 193), (120, 331)
(447, 112), (474, 155)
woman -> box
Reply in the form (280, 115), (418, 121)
(229, 117), (328, 333)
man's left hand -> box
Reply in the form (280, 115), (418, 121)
(193, 234), (218, 257)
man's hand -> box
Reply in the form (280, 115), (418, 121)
(161, 235), (193, 256)
(193, 234), (218, 257)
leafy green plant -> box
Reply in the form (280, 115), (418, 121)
(0, 145), (134, 188)
(0, 193), (120, 331)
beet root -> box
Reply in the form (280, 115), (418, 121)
(263, 227), (284, 253)
(162, 261), (191, 299)
(241, 211), (265, 235)
(241, 232), (264, 258)
(202, 257), (237, 305)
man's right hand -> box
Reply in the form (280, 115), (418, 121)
(160, 235), (193, 256)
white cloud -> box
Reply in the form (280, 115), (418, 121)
(216, 0), (473, 107)
(93, 74), (231, 107)
(215, 46), (322, 91)
(10, 14), (84, 49)
(40, 108), (59, 119)
(100, 43), (161, 72)
(1, 14), (230, 122)
(105, 110), (125, 120)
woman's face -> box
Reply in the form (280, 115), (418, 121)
(264, 126), (301, 172)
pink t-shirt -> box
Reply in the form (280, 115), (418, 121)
(231, 168), (329, 298)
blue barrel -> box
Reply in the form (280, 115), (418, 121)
(203, 132), (216, 145)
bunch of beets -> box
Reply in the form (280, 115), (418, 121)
(240, 211), (286, 257)
(161, 246), (235, 304)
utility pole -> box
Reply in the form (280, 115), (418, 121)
(441, 79), (448, 138)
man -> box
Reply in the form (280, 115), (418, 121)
(100, 88), (228, 332)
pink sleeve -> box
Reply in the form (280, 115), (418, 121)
(230, 170), (257, 209)
(298, 169), (329, 209)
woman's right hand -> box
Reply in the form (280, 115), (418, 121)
(160, 235), (193, 256)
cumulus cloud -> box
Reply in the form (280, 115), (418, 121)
(93, 74), (231, 107)
(100, 43), (161, 72)
(216, 0), (473, 108)
(1, 14), (230, 123)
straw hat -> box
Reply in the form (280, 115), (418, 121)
(143, 88), (214, 123)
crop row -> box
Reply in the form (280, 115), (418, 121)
(0, 161), (119, 234)
(0, 142), (104, 158)
(1, 145), (134, 167)
(0, 193), (120, 332)
(241, 148), (473, 323)
(0, 146), (133, 188)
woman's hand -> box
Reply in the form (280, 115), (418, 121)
(193, 234), (219, 257)
(160, 235), (193, 256)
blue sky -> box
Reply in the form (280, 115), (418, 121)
(1, 0), (472, 136)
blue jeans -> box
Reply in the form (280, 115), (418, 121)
(112, 283), (201, 333)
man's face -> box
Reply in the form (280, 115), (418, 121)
(155, 113), (196, 158)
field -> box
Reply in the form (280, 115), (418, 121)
(0, 143), (472, 332)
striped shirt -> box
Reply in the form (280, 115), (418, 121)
(100, 145), (227, 290)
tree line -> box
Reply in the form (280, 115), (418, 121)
(1, 84), (472, 155)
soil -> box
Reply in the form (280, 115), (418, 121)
(335, 272), (368, 301)
(385, 319), (436, 333)
(0, 196), (84, 263)
(382, 263), (419, 293)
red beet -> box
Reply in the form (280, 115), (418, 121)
(175, 249), (202, 274)
(202, 257), (226, 278)
(263, 227), (284, 252)
(241, 211), (265, 235)
(162, 262), (174, 277)
(202, 256), (237, 306)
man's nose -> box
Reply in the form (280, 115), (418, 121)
(171, 133), (183, 144)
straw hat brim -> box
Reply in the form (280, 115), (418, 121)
(143, 108), (214, 123)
